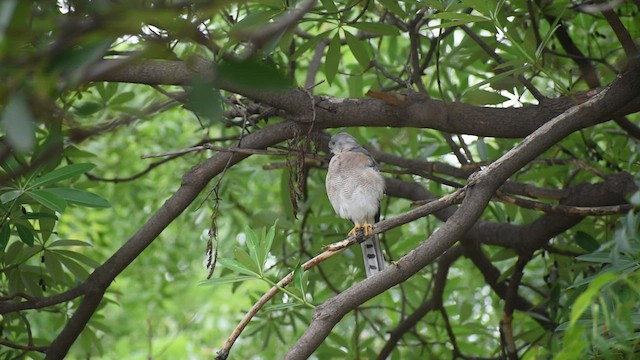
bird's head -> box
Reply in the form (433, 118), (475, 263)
(328, 132), (360, 154)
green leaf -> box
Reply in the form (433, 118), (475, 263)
(293, 261), (305, 295)
(30, 163), (95, 188)
(63, 145), (97, 159)
(462, 65), (529, 95)
(39, 206), (57, 243)
(347, 73), (363, 98)
(231, 9), (281, 33)
(44, 251), (67, 284)
(217, 60), (289, 90)
(2, 93), (35, 153)
(55, 249), (100, 268)
(325, 32), (341, 84)
(218, 257), (260, 277)
(43, 188), (110, 208)
(244, 226), (261, 268)
(4, 240), (23, 263)
(575, 231), (599, 253)
(348, 22), (400, 36)
(490, 247), (517, 261)
(291, 30), (332, 60)
(523, 26), (537, 60)
(57, 253), (90, 280)
(50, 37), (114, 78)
(319, 0), (338, 13)
(569, 272), (617, 327)
(109, 91), (134, 106)
(96, 82), (118, 102)
(343, 30), (370, 69)
(261, 223), (276, 267)
(461, 89), (510, 105)
(74, 101), (103, 116)
(15, 222), (34, 246)
(430, 12), (489, 21)
(27, 189), (67, 213)
(201, 275), (256, 286)
(48, 239), (93, 248)
(187, 78), (223, 123)
(263, 302), (303, 312)
(576, 252), (615, 264)
(0, 152), (22, 176)
(0, 189), (22, 204)
(426, 18), (490, 30)
(0, 223), (10, 252)
(460, 0), (491, 14)
(425, 12), (490, 30)
(378, 0), (406, 17)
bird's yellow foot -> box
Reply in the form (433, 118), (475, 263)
(362, 222), (374, 236)
(348, 223), (362, 237)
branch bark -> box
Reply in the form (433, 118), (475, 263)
(86, 57), (640, 138)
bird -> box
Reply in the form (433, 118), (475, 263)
(325, 132), (386, 278)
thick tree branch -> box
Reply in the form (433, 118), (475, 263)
(86, 57), (640, 138)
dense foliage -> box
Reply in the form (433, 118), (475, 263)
(1, 0), (639, 359)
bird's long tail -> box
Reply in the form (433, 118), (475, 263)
(360, 235), (385, 278)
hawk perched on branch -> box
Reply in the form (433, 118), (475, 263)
(325, 133), (386, 278)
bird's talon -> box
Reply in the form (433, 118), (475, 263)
(362, 223), (374, 237)
(348, 225), (361, 238)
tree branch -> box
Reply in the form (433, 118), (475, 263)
(85, 57), (640, 138)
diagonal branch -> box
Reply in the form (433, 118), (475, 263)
(216, 188), (465, 359)
(282, 57), (640, 360)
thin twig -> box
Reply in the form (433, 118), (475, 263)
(496, 192), (633, 216)
(141, 144), (290, 159)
